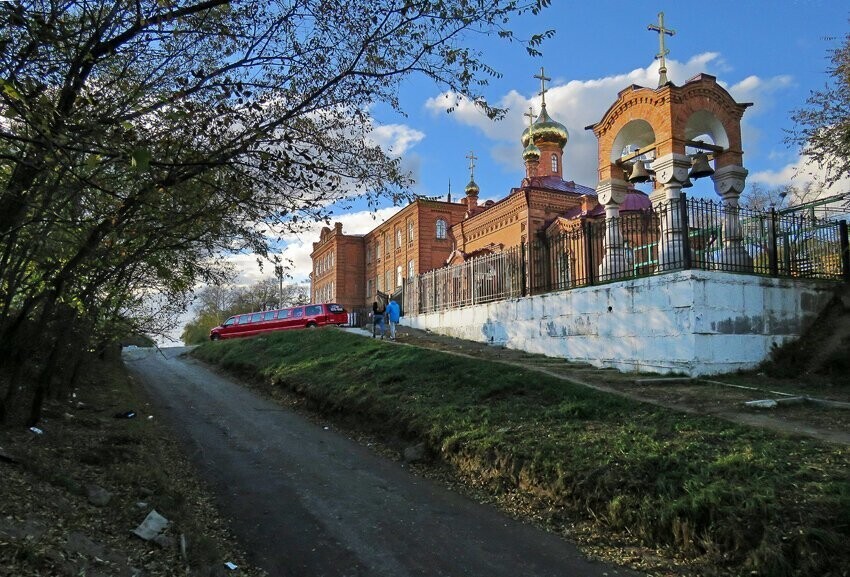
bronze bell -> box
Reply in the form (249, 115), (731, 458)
(628, 161), (651, 183)
(689, 152), (715, 179)
(682, 178), (693, 189)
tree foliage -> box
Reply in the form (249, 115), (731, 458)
(0, 0), (551, 424)
(789, 30), (850, 187)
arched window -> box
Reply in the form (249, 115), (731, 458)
(551, 154), (558, 174)
(436, 218), (447, 239)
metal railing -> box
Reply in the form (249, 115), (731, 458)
(406, 245), (525, 314)
(403, 195), (850, 316)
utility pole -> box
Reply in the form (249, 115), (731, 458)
(275, 264), (284, 308)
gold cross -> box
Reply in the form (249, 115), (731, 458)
(533, 67), (551, 107)
(466, 150), (478, 179)
(524, 106), (536, 129)
(647, 12), (675, 87)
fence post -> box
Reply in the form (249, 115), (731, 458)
(768, 208), (779, 277)
(679, 193), (692, 270)
(431, 269), (436, 312)
(583, 220), (594, 286)
(840, 220), (850, 283)
(520, 242), (527, 297)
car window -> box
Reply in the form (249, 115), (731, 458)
(277, 309), (290, 319)
(306, 305), (323, 316)
(238, 315), (250, 324)
(292, 307), (304, 319)
(264, 311), (276, 321)
(328, 304), (344, 313)
(251, 313), (263, 322)
(223, 317), (236, 326)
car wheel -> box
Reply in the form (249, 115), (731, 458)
(307, 323), (317, 329)
(210, 334), (220, 341)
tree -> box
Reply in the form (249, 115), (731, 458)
(740, 182), (822, 211)
(0, 0), (553, 424)
(789, 30), (850, 187)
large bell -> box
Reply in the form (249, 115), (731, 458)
(688, 152), (715, 180)
(628, 161), (651, 183)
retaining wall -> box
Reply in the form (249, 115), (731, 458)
(401, 270), (836, 376)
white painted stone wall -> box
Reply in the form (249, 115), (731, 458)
(401, 270), (836, 376)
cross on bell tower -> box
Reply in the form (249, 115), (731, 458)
(534, 66), (551, 108)
(648, 12), (676, 87)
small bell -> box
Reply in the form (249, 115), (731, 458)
(688, 152), (715, 180)
(628, 161), (651, 184)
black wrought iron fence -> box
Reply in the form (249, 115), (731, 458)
(404, 195), (849, 316)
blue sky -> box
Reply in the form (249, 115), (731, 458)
(229, 1), (850, 287)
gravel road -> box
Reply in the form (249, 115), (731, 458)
(125, 346), (639, 577)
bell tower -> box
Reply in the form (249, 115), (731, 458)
(588, 13), (752, 275)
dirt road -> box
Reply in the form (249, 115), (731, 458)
(125, 347), (638, 577)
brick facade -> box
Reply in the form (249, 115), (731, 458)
(310, 200), (467, 311)
(310, 222), (364, 312)
(590, 73), (749, 182)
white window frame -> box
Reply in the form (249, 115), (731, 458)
(436, 218), (447, 239)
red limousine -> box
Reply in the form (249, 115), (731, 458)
(209, 303), (348, 340)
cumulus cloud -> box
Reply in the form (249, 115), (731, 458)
(424, 53), (797, 187)
(368, 124), (425, 156)
(750, 156), (850, 197)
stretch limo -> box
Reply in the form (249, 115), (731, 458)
(209, 303), (348, 340)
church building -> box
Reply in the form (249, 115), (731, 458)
(310, 67), (652, 308)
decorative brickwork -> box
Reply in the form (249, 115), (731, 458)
(589, 73), (750, 182)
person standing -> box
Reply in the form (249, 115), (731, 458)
(386, 299), (401, 341)
(372, 301), (385, 339)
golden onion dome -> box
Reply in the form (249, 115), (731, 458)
(522, 141), (541, 162)
(465, 179), (480, 196)
(520, 105), (568, 149)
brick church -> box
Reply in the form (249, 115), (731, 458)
(311, 38), (751, 312)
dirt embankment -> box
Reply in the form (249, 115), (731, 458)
(0, 357), (265, 577)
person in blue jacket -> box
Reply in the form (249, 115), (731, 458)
(385, 299), (401, 341)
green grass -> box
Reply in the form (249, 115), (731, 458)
(194, 329), (850, 577)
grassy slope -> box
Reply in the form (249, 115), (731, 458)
(195, 329), (850, 577)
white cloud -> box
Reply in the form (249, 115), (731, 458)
(424, 53), (798, 188)
(750, 155), (850, 197)
(725, 74), (795, 112)
(368, 123), (425, 156)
